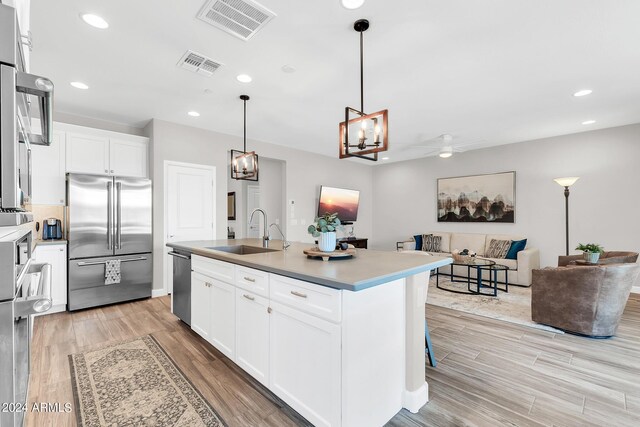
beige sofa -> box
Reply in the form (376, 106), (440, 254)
(401, 232), (540, 286)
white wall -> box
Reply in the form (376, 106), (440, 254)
(372, 123), (640, 276)
(149, 119), (374, 291)
(227, 157), (285, 239)
(227, 165), (245, 238)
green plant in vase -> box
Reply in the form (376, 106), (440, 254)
(575, 243), (604, 264)
(308, 213), (343, 252)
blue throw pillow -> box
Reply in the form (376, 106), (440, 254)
(506, 239), (527, 260)
(413, 235), (423, 251)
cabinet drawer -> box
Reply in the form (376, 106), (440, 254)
(192, 255), (235, 284)
(236, 266), (269, 297)
(269, 274), (341, 323)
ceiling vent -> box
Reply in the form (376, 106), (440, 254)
(177, 50), (223, 77)
(196, 0), (276, 41)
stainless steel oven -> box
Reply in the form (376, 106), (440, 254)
(0, 229), (52, 427)
(0, 3), (54, 226)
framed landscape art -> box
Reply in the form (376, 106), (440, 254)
(437, 171), (515, 223)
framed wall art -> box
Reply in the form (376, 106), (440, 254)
(437, 171), (515, 223)
(227, 192), (236, 220)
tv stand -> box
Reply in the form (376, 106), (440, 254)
(339, 237), (368, 249)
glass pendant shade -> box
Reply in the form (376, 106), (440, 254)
(339, 108), (388, 160)
(230, 149), (259, 181)
(554, 177), (580, 187)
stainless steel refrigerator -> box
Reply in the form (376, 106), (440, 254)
(67, 173), (152, 311)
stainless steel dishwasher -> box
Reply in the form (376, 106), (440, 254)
(168, 250), (191, 325)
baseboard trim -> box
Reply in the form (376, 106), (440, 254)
(152, 289), (168, 298)
(632, 286), (640, 294)
(402, 382), (429, 413)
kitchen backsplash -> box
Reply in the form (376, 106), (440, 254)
(31, 204), (65, 240)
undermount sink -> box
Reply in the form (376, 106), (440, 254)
(207, 245), (280, 255)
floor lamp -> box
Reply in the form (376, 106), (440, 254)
(554, 177), (580, 256)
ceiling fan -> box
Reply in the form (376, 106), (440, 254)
(404, 134), (469, 158)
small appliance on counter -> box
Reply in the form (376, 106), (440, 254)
(42, 218), (63, 240)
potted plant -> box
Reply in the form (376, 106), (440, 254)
(575, 243), (604, 264)
(308, 213), (343, 252)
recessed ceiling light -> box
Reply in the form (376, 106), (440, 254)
(81, 13), (109, 29)
(188, 111), (200, 117)
(582, 120), (596, 125)
(341, 0), (365, 10)
(381, 157), (389, 160)
(236, 74), (252, 83)
(573, 89), (592, 97)
(70, 81), (89, 90)
(281, 65), (296, 74)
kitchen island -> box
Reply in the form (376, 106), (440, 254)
(167, 239), (451, 427)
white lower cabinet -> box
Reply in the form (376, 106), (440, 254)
(269, 301), (341, 427)
(191, 272), (212, 341)
(189, 255), (404, 427)
(209, 280), (236, 359)
(33, 244), (67, 314)
(235, 289), (270, 386)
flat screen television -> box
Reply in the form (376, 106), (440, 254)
(317, 186), (360, 223)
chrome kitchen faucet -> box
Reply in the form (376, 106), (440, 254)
(249, 208), (270, 248)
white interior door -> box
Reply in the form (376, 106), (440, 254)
(247, 185), (261, 238)
(165, 162), (216, 294)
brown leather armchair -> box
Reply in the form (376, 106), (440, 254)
(558, 251), (639, 266)
(531, 262), (640, 337)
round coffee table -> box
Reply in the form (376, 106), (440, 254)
(436, 257), (508, 296)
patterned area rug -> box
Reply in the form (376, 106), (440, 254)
(69, 335), (226, 427)
(427, 276), (563, 333)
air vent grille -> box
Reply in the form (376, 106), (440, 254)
(177, 50), (223, 77)
(197, 0), (276, 41)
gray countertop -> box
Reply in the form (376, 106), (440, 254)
(36, 239), (67, 246)
(167, 239), (452, 291)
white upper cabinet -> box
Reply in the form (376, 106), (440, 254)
(31, 130), (66, 205)
(109, 138), (148, 177)
(62, 124), (149, 178)
(65, 132), (110, 175)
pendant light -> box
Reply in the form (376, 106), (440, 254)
(230, 95), (259, 181)
(339, 19), (388, 161)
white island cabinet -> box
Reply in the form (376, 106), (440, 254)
(190, 254), (408, 427)
(190, 272), (212, 341)
(235, 289), (269, 386)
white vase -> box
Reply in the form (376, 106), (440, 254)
(318, 232), (337, 252)
(583, 252), (600, 264)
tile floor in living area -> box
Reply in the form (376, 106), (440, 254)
(27, 295), (640, 426)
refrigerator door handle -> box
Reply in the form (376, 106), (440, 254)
(107, 181), (113, 250)
(116, 182), (122, 249)
(76, 256), (148, 267)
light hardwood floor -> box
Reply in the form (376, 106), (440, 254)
(27, 294), (640, 426)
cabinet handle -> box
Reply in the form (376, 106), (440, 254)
(243, 276), (256, 283)
(110, 170), (114, 173)
(205, 282), (211, 288)
(243, 294), (255, 301)
(267, 307), (272, 314)
(290, 290), (307, 299)
(104, 169), (108, 173)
